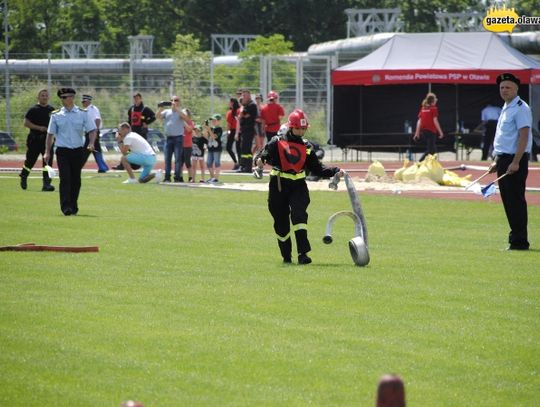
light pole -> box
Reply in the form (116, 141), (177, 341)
(3, 0), (11, 134)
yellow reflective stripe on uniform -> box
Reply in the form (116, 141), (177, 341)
(293, 223), (307, 231)
(241, 153), (253, 158)
(276, 232), (290, 242)
(306, 148), (311, 155)
(23, 165), (31, 172)
(270, 169), (306, 180)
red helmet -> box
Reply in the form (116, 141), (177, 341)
(267, 91), (279, 100)
(287, 109), (309, 129)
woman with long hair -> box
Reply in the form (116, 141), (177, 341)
(413, 92), (444, 161)
(225, 98), (241, 170)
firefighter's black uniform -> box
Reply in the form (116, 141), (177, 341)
(19, 103), (55, 191)
(256, 131), (340, 263)
(238, 99), (258, 173)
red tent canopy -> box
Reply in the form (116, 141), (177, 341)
(332, 32), (540, 86)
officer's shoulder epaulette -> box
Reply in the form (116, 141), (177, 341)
(517, 100), (523, 106)
(51, 109), (61, 114)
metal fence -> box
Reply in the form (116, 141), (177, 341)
(1, 53), (334, 148)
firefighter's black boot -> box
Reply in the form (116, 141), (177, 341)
(298, 253), (312, 265)
(243, 157), (252, 173)
(278, 238), (292, 264)
(42, 182), (55, 192)
(42, 172), (55, 192)
(19, 168), (30, 190)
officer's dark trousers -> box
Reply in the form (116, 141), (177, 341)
(239, 129), (254, 172)
(268, 176), (311, 259)
(20, 134), (53, 184)
(56, 147), (86, 215)
(497, 153), (529, 248)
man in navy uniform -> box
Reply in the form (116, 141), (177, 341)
(488, 73), (532, 250)
(44, 88), (97, 216)
(19, 89), (55, 191)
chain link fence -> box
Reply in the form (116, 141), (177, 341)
(1, 53), (334, 151)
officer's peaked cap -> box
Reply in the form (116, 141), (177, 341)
(496, 73), (520, 86)
(57, 87), (76, 97)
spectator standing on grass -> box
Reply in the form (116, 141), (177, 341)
(480, 103), (502, 160)
(81, 94), (109, 173)
(128, 92), (156, 140)
(19, 89), (55, 192)
(226, 98), (241, 170)
(44, 87), (97, 216)
(157, 95), (190, 182)
(191, 124), (207, 183)
(254, 93), (265, 153)
(488, 72), (532, 251)
(413, 92), (444, 162)
(237, 89), (258, 173)
(179, 108), (194, 183)
(115, 122), (162, 184)
(205, 114), (223, 183)
(260, 91), (285, 143)
(114, 92), (156, 170)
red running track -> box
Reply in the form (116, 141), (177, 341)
(2, 159), (540, 205)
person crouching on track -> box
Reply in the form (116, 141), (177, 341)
(254, 109), (342, 265)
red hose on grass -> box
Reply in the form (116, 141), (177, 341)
(0, 243), (99, 253)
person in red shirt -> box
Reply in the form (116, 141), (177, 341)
(413, 92), (444, 162)
(225, 98), (241, 170)
(260, 91), (286, 143)
(178, 108), (194, 182)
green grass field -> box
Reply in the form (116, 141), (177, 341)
(1, 172), (539, 406)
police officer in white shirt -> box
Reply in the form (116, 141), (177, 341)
(488, 73), (532, 250)
(81, 94), (109, 173)
(44, 88), (97, 216)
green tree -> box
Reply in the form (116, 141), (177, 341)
(2, 0), (538, 56)
(238, 34), (293, 58)
(98, 0), (184, 56)
(401, 0), (485, 32)
(212, 34), (295, 100)
(56, 0), (105, 43)
(169, 34), (211, 117)
(4, 0), (64, 55)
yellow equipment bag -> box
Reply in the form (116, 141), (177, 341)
(393, 159), (410, 181)
(367, 160), (386, 178)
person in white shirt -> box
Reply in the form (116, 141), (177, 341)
(115, 122), (162, 184)
(81, 94), (109, 172)
(480, 103), (502, 160)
